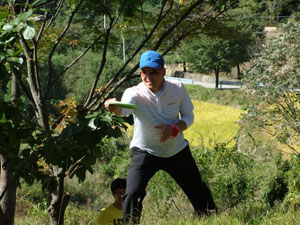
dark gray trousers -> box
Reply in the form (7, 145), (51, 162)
(122, 145), (216, 224)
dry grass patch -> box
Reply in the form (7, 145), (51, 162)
(184, 100), (244, 148)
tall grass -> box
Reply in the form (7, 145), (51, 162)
(14, 88), (300, 225)
(185, 85), (250, 109)
(184, 100), (244, 148)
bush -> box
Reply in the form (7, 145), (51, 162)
(284, 155), (300, 209)
(242, 22), (300, 154)
(193, 140), (254, 209)
(260, 153), (290, 207)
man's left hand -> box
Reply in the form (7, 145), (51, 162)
(154, 124), (173, 142)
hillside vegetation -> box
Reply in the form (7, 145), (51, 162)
(14, 86), (300, 225)
(185, 85), (250, 109)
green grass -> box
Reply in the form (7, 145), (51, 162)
(139, 201), (300, 225)
(185, 85), (250, 109)
(14, 86), (300, 225)
(16, 196), (300, 225)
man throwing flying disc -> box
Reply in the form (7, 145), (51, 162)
(105, 50), (217, 224)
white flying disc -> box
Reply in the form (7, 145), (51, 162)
(108, 101), (136, 109)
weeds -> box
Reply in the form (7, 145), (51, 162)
(14, 95), (300, 225)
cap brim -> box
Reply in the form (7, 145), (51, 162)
(139, 63), (162, 69)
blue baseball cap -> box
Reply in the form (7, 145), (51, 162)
(139, 50), (164, 69)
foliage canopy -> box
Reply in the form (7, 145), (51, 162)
(242, 22), (300, 155)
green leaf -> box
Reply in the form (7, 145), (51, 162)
(16, 22), (26, 32)
(22, 22), (35, 40)
(14, 46), (24, 55)
(100, 115), (112, 123)
(75, 167), (86, 182)
(0, 54), (6, 62)
(3, 23), (14, 31)
(85, 165), (94, 174)
(7, 49), (14, 56)
(85, 112), (98, 119)
(61, 125), (73, 139)
(19, 9), (33, 21)
(3, 17), (21, 31)
(7, 57), (24, 66)
(76, 123), (85, 133)
(112, 127), (122, 138)
(122, 114), (134, 125)
(4, 37), (15, 45)
(0, 10), (8, 22)
(88, 118), (97, 129)
(28, 0), (42, 8)
(112, 116), (125, 123)
(0, 112), (5, 122)
(9, 133), (20, 147)
(82, 154), (96, 165)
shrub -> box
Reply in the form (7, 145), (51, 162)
(260, 153), (290, 207)
(242, 22), (300, 155)
(283, 155), (300, 209)
(193, 140), (254, 209)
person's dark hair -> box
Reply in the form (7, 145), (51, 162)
(111, 178), (126, 193)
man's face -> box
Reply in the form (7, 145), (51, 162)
(140, 67), (165, 93)
(112, 188), (126, 205)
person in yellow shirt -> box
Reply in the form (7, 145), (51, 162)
(96, 178), (126, 225)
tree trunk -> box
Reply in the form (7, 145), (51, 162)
(237, 64), (241, 80)
(0, 71), (21, 225)
(11, 72), (20, 101)
(215, 66), (220, 89)
(0, 154), (17, 225)
(48, 167), (71, 225)
(183, 61), (187, 72)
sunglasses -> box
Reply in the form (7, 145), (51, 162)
(141, 68), (162, 76)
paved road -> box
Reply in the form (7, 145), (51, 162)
(194, 81), (242, 89)
(165, 76), (242, 89)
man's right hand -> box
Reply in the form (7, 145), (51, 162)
(104, 98), (122, 116)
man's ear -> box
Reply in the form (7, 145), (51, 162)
(162, 68), (166, 76)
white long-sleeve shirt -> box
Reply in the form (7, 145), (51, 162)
(120, 79), (194, 158)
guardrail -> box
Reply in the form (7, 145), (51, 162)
(218, 80), (243, 89)
(165, 76), (194, 85)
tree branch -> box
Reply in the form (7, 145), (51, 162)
(93, 18), (201, 111)
(46, 0), (84, 92)
(19, 32), (49, 129)
(32, 39), (42, 97)
(83, 0), (130, 109)
(96, 0), (112, 20)
(19, 35), (39, 100)
(45, 34), (102, 99)
(11, 67), (37, 110)
(46, 0), (64, 30)
(111, 0), (128, 28)
(87, 0), (205, 111)
(82, 26), (112, 109)
(84, 1), (169, 111)
(139, 1), (148, 37)
(153, 0), (204, 50)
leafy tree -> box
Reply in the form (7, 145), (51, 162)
(260, 0), (300, 24)
(0, 0), (236, 224)
(239, 0), (300, 26)
(242, 22), (300, 156)
(180, 3), (260, 88)
(182, 35), (233, 88)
